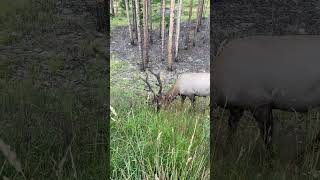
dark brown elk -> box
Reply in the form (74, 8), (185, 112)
(142, 70), (210, 111)
(212, 35), (320, 152)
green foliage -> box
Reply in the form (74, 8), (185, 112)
(0, 77), (107, 179)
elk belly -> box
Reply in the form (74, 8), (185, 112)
(177, 74), (210, 97)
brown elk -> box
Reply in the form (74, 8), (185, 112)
(212, 35), (320, 152)
(142, 70), (210, 111)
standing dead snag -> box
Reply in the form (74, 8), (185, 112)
(167, 0), (175, 71)
(184, 0), (193, 49)
(174, 0), (183, 61)
(160, 0), (166, 61)
(125, 0), (134, 45)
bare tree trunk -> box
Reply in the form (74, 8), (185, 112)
(115, 0), (118, 16)
(167, 0), (175, 71)
(184, 0), (193, 49)
(125, 0), (134, 45)
(143, 0), (149, 70)
(160, 0), (166, 61)
(110, 0), (115, 15)
(198, 0), (204, 26)
(203, 0), (209, 20)
(148, 0), (153, 43)
(135, 0), (143, 65)
(159, 0), (163, 38)
(132, 0), (138, 40)
(192, 0), (201, 46)
(195, 0), (201, 32)
(174, 0), (182, 61)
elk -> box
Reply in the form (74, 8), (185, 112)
(212, 35), (320, 152)
(142, 70), (210, 111)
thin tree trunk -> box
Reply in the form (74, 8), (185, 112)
(135, 0), (143, 65)
(148, 0), (153, 43)
(115, 0), (118, 16)
(167, 0), (175, 71)
(195, 0), (201, 32)
(198, 0), (204, 26)
(203, 0), (209, 21)
(125, 0), (134, 45)
(192, 0), (201, 46)
(132, 0), (138, 40)
(174, 0), (182, 61)
(159, 0), (163, 38)
(110, 0), (114, 15)
(184, 0), (193, 49)
(143, 0), (149, 70)
(160, 0), (166, 61)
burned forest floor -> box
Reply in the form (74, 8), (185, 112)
(110, 19), (210, 85)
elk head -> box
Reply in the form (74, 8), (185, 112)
(141, 69), (164, 111)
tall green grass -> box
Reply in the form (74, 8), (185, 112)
(212, 107), (320, 180)
(110, 58), (210, 179)
(0, 1), (108, 179)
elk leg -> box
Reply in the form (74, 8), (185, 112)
(181, 95), (186, 106)
(252, 104), (273, 151)
(189, 95), (196, 108)
(227, 107), (244, 142)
